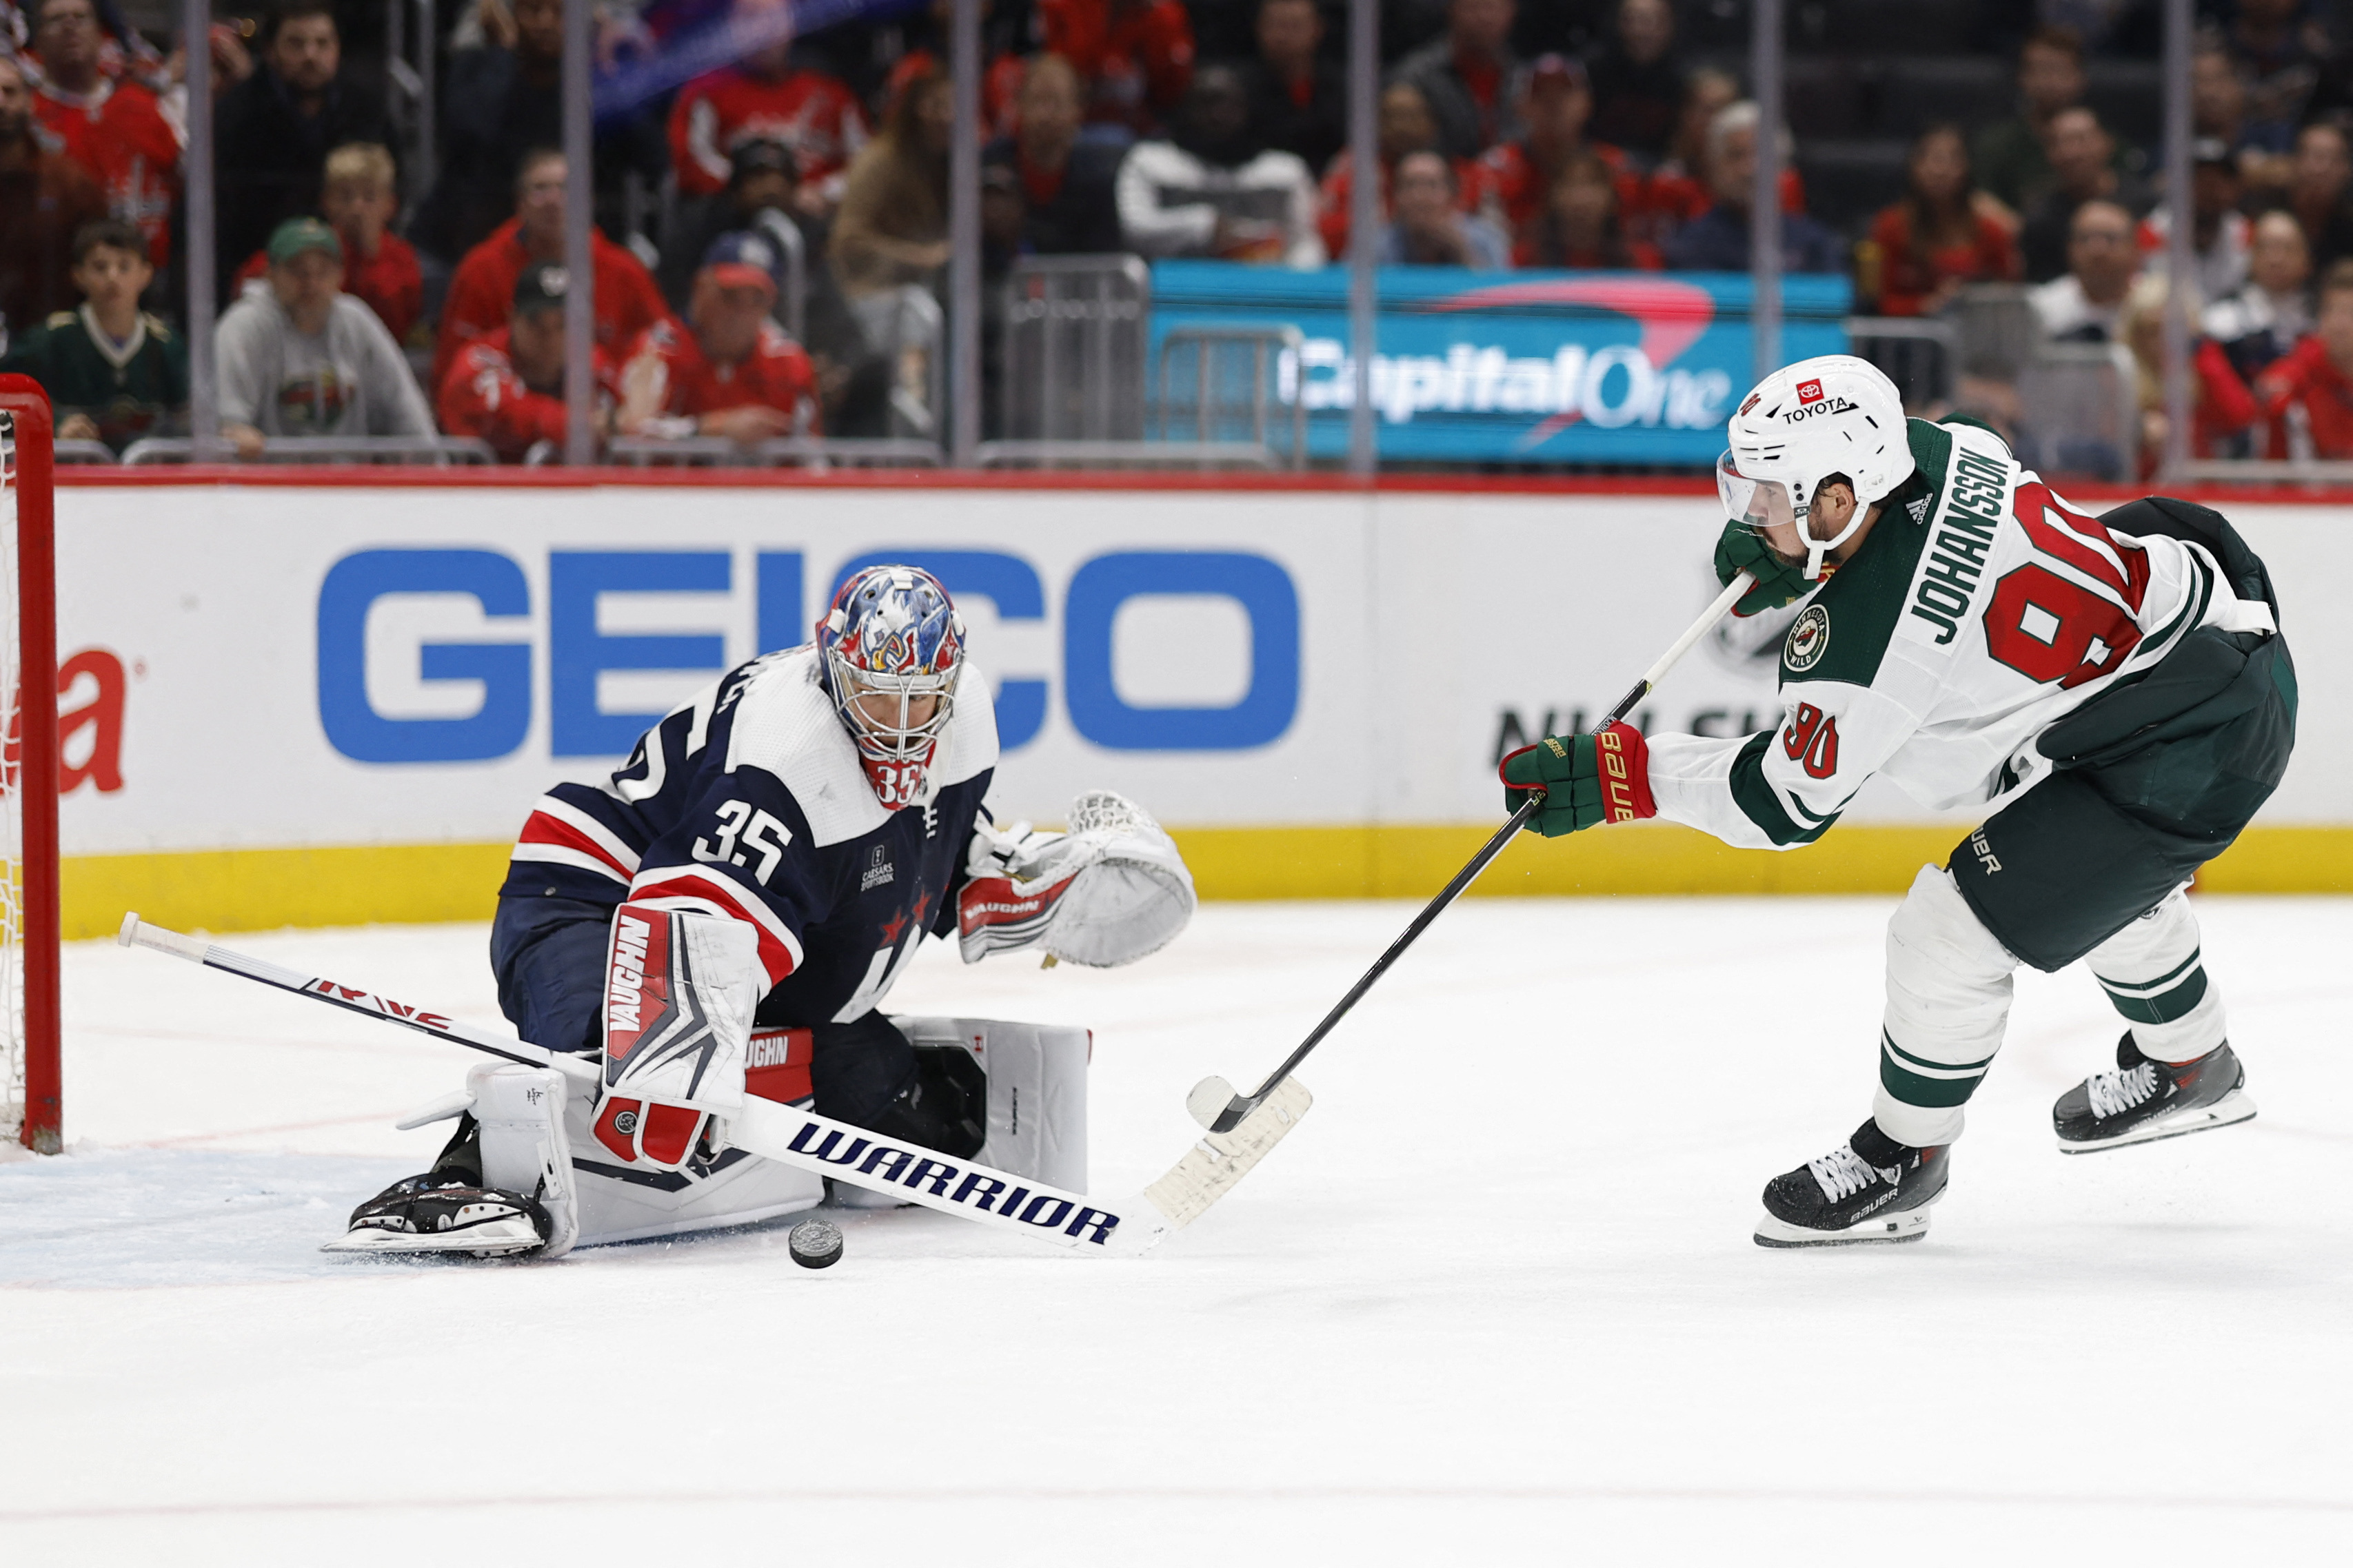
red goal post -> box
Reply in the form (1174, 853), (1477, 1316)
(0, 376), (62, 1154)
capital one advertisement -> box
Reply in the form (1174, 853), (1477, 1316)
(42, 485), (2351, 889)
(1148, 263), (1853, 464)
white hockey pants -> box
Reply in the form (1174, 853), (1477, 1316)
(1871, 866), (2228, 1148)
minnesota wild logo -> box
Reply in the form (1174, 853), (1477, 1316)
(1786, 604), (1831, 673)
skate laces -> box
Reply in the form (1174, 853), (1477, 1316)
(2086, 1061), (2160, 1119)
(1807, 1143), (1888, 1202)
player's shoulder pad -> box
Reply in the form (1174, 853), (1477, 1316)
(722, 644), (998, 846)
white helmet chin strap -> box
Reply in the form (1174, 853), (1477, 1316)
(1796, 487), (1869, 581)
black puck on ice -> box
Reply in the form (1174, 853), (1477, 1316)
(789, 1219), (843, 1270)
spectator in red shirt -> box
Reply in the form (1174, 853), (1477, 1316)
(1530, 152), (1662, 270)
(438, 261), (615, 463)
(667, 41), (870, 208)
(1866, 125), (2021, 317)
(2119, 273), (2257, 475)
(1317, 81), (1493, 258)
(0, 52), (110, 336)
(1479, 56), (1633, 267)
(1395, 0), (1519, 162)
(618, 232), (820, 447)
(27, 0), (181, 268)
(435, 147), (670, 389)
(2256, 257), (2353, 458)
(229, 143), (423, 345)
(1039, 0), (1195, 139)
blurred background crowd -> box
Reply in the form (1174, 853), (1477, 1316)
(5, 0), (2353, 471)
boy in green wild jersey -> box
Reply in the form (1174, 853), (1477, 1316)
(0, 218), (187, 451)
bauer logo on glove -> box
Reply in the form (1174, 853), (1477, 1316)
(1499, 722), (1657, 838)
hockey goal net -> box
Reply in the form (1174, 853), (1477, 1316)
(0, 376), (61, 1154)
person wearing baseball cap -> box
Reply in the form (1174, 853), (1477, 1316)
(437, 260), (620, 462)
(1478, 54), (1637, 265)
(2133, 136), (2252, 303)
(618, 232), (819, 449)
(213, 214), (435, 459)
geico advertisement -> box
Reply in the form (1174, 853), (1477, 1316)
(48, 485), (2346, 858)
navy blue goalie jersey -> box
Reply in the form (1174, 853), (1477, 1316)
(498, 644), (998, 1027)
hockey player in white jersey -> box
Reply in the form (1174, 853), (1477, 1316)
(1502, 355), (2295, 1246)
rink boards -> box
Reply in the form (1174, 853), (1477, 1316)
(46, 476), (2353, 936)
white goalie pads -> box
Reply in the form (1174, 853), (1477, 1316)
(957, 790), (1196, 968)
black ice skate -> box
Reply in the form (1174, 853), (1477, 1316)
(321, 1113), (554, 1259)
(323, 1173), (554, 1258)
(1754, 1120), (1948, 1248)
(2052, 1034), (2256, 1154)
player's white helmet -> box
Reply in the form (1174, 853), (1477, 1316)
(1717, 354), (1912, 581)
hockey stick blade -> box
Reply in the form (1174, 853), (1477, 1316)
(1189, 571), (1757, 1137)
(1150, 1077), (1311, 1226)
(117, 913), (1282, 1256)
(1186, 1075), (1238, 1131)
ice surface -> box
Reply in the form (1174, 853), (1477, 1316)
(4, 898), (2351, 1562)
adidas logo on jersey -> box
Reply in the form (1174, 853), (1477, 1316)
(1907, 497), (1931, 524)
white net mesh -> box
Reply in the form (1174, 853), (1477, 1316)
(0, 409), (23, 1146)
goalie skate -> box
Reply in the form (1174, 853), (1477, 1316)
(2054, 1035), (2256, 1154)
(324, 1174), (554, 1259)
(1754, 1121), (1947, 1248)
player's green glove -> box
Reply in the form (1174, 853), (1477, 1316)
(1499, 722), (1657, 838)
(1715, 519), (1812, 616)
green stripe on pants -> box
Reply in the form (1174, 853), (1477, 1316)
(1879, 1035), (1990, 1109)
(2100, 966), (2210, 1025)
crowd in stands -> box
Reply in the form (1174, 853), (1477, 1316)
(10, 0), (2353, 466)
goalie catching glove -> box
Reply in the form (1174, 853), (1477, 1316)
(1500, 723), (1655, 838)
(958, 790), (1196, 966)
(593, 901), (760, 1171)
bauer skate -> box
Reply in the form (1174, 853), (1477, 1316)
(2053, 1035), (2256, 1154)
(1755, 1120), (1948, 1248)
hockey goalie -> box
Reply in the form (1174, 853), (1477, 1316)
(1501, 355), (2296, 1248)
(333, 564), (1196, 1258)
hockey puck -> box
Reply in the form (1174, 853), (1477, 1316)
(788, 1219), (843, 1270)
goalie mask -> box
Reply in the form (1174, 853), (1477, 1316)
(818, 564), (966, 809)
(1719, 354), (1912, 582)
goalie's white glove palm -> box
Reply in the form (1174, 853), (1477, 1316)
(958, 791), (1195, 967)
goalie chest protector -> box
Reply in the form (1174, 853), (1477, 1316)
(504, 645), (999, 1027)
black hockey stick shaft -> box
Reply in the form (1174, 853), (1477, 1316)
(1200, 571), (1754, 1134)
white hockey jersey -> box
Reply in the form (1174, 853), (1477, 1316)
(1646, 418), (2277, 850)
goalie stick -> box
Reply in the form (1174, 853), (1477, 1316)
(117, 913), (1309, 1257)
(1186, 571), (1757, 1134)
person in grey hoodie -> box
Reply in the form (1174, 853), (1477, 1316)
(215, 216), (434, 457)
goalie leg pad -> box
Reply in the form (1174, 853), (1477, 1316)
(472, 1063), (580, 1259)
(898, 1016), (1090, 1192)
(597, 902), (761, 1172)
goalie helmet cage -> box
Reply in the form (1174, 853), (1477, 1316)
(0, 377), (62, 1154)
